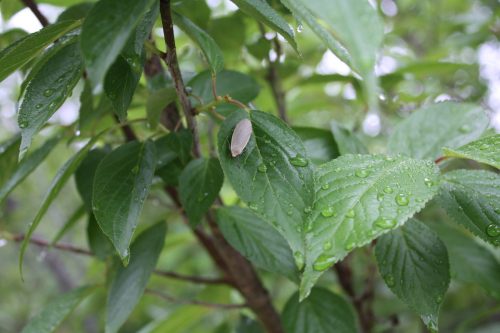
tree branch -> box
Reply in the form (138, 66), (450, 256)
(145, 288), (248, 309)
(21, 0), (49, 27)
(264, 32), (288, 123)
(159, 0), (200, 157)
(153, 269), (231, 285)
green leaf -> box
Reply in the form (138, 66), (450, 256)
(236, 316), (264, 333)
(51, 204), (86, 245)
(155, 131), (193, 186)
(189, 70), (260, 115)
(0, 134), (60, 204)
(375, 219), (450, 331)
(282, 287), (358, 333)
(57, 2), (94, 22)
(92, 140), (156, 262)
(437, 170), (500, 247)
(0, 134), (21, 189)
(173, 12), (224, 74)
(216, 206), (298, 281)
(87, 214), (114, 260)
(179, 158), (224, 226)
(75, 148), (109, 211)
(21, 286), (96, 333)
(230, 0), (298, 53)
(301, 154), (440, 299)
(428, 221), (500, 299)
(146, 87), (177, 129)
(19, 136), (100, 277)
(0, 20), (81, 82)
(330, 121), (368, 155)
(18, 41), (83, 157)
(293, 127), (340, 165)
(388, 102), (489, 159)
(80, 0), (156, 86)
(218, 110), (315, 256)
(443, 135), (500, 169)
(106, 221), (166, 333)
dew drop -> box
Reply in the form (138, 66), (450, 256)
(35, 103), (43, 109)
(57, 77), (65, 83)
(249, 203), (258, 211)
(321, 183), (330, 190)
(323, 241), (332, 250)
(296, 24), (303, 33)
(435, 295), (443, 304)
(313, 254), (336, 271)
(459, 124), (471, 133)
(334, 167), (341, 172)
(290, 154), (308, 167)
(346, 209), (355, 218)
(131, 165), (139, 174)
(258, 163), (267, 172)
(377, 192), (385, 201)
(385, 274), (395, 287)
(321, 206), (335, 217)
(43, 88), (54, 97)
(304, 206), (312, 214)
(19, 120), (28, 128)
(374, 217), (397, 229)
(355, 168), (369, 178)
(486, 224), (500, 237)
(424, 177), (434, 187)
(293, 251), (305, 271)
(48, 101), (57, 110)
(383, 186), (393, 194)
(385, 156), (394, 162)
(479, 143), (490, 150)
(345, 242), (354, 251)
(395, 193), (409, 206)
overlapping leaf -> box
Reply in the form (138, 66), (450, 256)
(443, 134), (499, 169)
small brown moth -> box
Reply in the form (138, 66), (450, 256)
(230, 118), (252, 157)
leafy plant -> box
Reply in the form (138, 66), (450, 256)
(0, 0), (498, 332)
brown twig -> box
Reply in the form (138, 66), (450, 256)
(434, 156), (448, 164)
(159, 0), (200, 157)
(11, 234), (93, 256)
(153, 269), (231, 285)
(21, 0), (49, 27)
(145, 288), (248, 309)
(113, 114), (137, 142)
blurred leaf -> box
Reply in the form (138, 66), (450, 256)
(138, 305), (210, 333)
(179, 158), (224, 226)
(330, 121), (368, 155)
(155, 131), (193, 186)
(216, 206), (298, 281)
(173, 12), (224, 74)
(50, 204), (86, 245)
(388, 102), (489, 159)
(282, 287), (357, 333)
(231, 0), (298, 53)
(236, 316), (264, 333)
(80, 0), (156, 86)
(92, 140), (156, 262)
(438, 170), (499, 247)
(293, 127), (339, 165)
(146, 87), (176, 129)
(443, 134), (500, 169)
(375, 219), (450, 331)
(0, 134), (60, 203)
(57, 2), (94, 22)
(173, 0), (210, 29)
(20, 286), (96, 333)
(106, 221), (166, 333)
(301, 154), (440, 299)
(18, 41), (83, 157)
(0, 134), (21, 189)
(87, 214), (114, 260)
(0, 28), (28, 51)
(0, 20), (81, 82)
(75, 148), (108, 211)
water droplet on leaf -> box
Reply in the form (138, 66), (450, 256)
(321, 206), (335, 217)
(383, 186), (393, 194)
(424, 177), (434, 187)
(323, 241), (332, 250)
(313, 254), (336, 271)
(355, 169), (369, 178)
(321, 184), (330, 190)
(290, 155), (308, 167)
(293, 251), (305, 271)
(346, 209), (355, 218)
(395, 193), (409, 206)
(374, 217), (397, 229)
(258, 163), (267, 172)
(486, 224), (500, 237)
(385, 274), (395, 287)
(43, 89), (54, 97)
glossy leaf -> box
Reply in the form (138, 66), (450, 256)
(301, 154), (440, 298)
(330, 121), (368, 155)
(0, 135), (20, 188)
(438, 170), (500, 246)
(80, 0), (156, 86)
(375, 219), (450, 331)
(92, 140), (156, 262)
(106, 221), (166, 333)
(388, 102), (489, 159)
(57, 2), (94, 22)
(282, 287), (358, 333)
(173, 12), (224, 74)
(293, 127), (339, 165)
(20, 136), (100, 277)
(231, 0), (297, 52)
(0, 134), (60, 203)
(21, 286), (96, 333)
(216, 206), (298, 281)
(0, 20), (81, 82)
(87, 214), (114, 260)
(18, 41), (83, 157)
(218, 110), (315, 256)
(75, 148), (109, 211)
(179, 158), (224, 226)
(443, 134), (500, 169)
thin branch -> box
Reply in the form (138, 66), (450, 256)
(159, 0), (200, 157)
(21, 0), (49, 27)
(434, 156), (448, 164)
(145, 288), (248, 309)
(113, 114), (137, 142)
(153, 269), (231, 285)
(11, 234), (93, 256)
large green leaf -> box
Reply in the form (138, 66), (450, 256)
(75, 148), (109, 211)
(443, 134), (500, 170)
(231, 0), (297, 52)
(18, 41), (83, 157)
(0, 20), (81, 82)
(216, 206), (298, 281)
(173, 12), (224, 74)
(388, 102), (489, 159)
(375, 219), (450, 331)
(0, 135), (21, 188)
(293, 127), (340, 165)
(330, 121), (368, 155)
(189, 70), (260, 115)
(92, 140), (156, 262)
(106, 221), (166, 333)
(19, 136), (100, 277)
(87, 214), (114, 260)
(438, 170), (500, 247)
(282, 287), (358, 333)
(428, 221), (500, 299)
(301, 154), (440, 298)
(21, 286), (96, 333)
(80, 0), (156, 86)
(0, 134), (60, 203)
(179, 158), (224, 226)
(218, 110), (315, 256)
